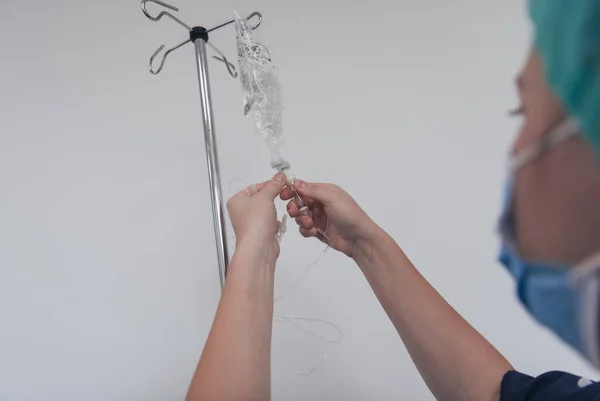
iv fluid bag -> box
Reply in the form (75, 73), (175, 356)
(235, 11), (286, 167)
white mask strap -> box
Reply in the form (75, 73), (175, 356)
(571, 251), (600, 283)
(579, 278), (600, 367)
(511, 118), (580, 172)
(572, 251), (600, 367)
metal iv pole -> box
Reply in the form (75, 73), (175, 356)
(141, 0), (263, 288)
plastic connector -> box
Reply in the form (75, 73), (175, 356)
(276, 215), (288, 244)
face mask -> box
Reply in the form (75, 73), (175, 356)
(499, 118), (600, 367)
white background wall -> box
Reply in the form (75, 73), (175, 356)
(0, 1), (597, 400)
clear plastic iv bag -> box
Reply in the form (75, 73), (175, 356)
(235, 11), (288, 170)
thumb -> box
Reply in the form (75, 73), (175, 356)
(296, 182), (335, 206)
(261, 173), (287, 199)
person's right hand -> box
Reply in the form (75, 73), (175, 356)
(280, 181), (378, 258)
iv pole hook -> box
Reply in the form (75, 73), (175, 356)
(141, 0), (192, 31)
(207, 42), (238, 78)
(149, 38), (191, 75)
(207, 12), (263, 33)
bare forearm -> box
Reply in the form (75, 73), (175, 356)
(354, 228), (512, 401)
(186, 243), (276, 401)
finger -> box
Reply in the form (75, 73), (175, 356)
(280, 179), (306, 200)
(279, 180), (313, 206)
(284, 194), (313, 212)
(287, 200), (299, 217)
(295, 215), (314, 230)
(299, 227), (318, 238)
(295, 197), (313, 215)
(280, 186), (295, 201)
(295, 181), (336, 206)
(287, 199), (314, 219)
(291, 181), (316, 208)
(280, 180), (307, 200)
(296, 198), (315, 211)
(260, 173), (286, 199)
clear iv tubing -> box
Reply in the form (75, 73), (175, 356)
(274, 179), (331, 302)
(272, 315), (343, 376)
(270, 176), (343, 375)
(229, 175), (342, 375)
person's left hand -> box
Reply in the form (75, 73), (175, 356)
(227, 173), (287, 262)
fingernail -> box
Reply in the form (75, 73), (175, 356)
(295, 180), (304, 188)
(274, 173), (285, 183)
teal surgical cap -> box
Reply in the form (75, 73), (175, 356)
(529, 0), (600, 156)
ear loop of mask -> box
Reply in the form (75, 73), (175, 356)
(229, 177), (342, 376)
(510, 118), (580, 172)
(570, 252), (600, 367)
